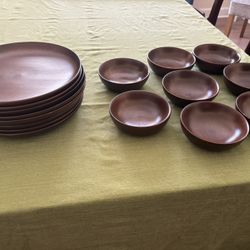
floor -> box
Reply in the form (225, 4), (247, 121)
(216, 17), (250, 52)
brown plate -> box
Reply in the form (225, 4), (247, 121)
(193, 44), (240, 74)
(224, 63), (250, 95)
(180, 101), (249, 150)
(162, 70), (219, 107)
(0, 42), (81, 106)
(147, 47), (195, 77)
(0, 92), (83, 129)
(0, 68), (85, 117)
(236, 91), (250, 124)
(0, 97), (82, 137)
(99, 58), (149, 92)
(0, 76), (85, 122)
(109, 90), (171, 136)
(0, 65), (84, 112)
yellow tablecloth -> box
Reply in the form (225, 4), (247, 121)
(0, 1), (250, 249)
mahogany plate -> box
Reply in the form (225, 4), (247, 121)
(0, 42), (81, 106)
(147, 47), (195, 77)
(193, 44), (240, 74)
(0, 97), (82, 137)
(109, 90), (171, 136)
(99, 58), (149, 92)
(224, 63), (250, 95)
(162, 70), (219, 107)
(180, 101), (249, 150)
(236, 91), (250, 124)
(0, 68), (85, 117)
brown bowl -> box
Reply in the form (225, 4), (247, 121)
(109, 90), (171, 136)
(236, 91), (250, 124)
(147, 47), (196, 77)
(223, 63), (250, 95)
(193, 44), (240, 74)
(162, 70), (219, 107)
(99, 58), (149, 92)
(180, 101), (249, 150)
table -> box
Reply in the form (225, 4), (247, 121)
(0, 1), (250, 249)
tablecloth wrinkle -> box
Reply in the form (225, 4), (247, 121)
(0, 0), (250, 249)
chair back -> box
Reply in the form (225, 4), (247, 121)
(207, 0), (224, 26)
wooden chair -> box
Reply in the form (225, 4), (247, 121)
(207, 0), (224, 26)
(224, 0), (250, 38)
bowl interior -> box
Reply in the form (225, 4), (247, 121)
(236, 92), (250, 119)
(224, 63), (250, 89)
(99, 58), (148, 84)
(110, 91), (170, 127)
(162, 70), (219, 100)
(181, 102), (249, 144)
(194, 44), (240, 65)
(148, 47), (195, 69)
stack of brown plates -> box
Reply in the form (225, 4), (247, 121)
(0, 42), (85, 136)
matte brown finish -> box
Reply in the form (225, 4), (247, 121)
(180, 101), (249, 150)
(223, 63), (250, 95)
(162, 70), (219, 107)
(0, 42), (81, 106)
(147, 47), (196, 77)
(236, 91), (250, 124)
(99, 58), (149, 92)
(109, 90), (171, 136)
(193, 44), (241, 74)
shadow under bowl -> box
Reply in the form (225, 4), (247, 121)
(99, 58), (149, 92)
(224, 63), (250, 96)
(180, 101), (249, 150)
(162, 70), (219, 107)
(193, 43), (240, 74)
(109, 90), (171, 136)
(147, 47), (195, 77)
(236, 91), (250, 124)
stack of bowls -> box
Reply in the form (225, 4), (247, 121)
(0, 42), (85, 136)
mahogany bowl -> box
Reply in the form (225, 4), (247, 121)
(99, 58), (149, 92)
(223, 63), (250, 95)
(235, 91), (250, 124)
(162, 70), (219, 107)
(180, 101), (249, 150)
(193, 44), (240, 74)
(109, 90), (171, 136)
(147, 47), (195, 77)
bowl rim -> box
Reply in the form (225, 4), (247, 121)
(193, 43), (241, 66)
(235, 91), (250, 120)
(223, 62), (250, 89)
(147, 46), (196, 70)
(109, 90), (172, 129)
(98, 57), (150, 85)
(162, 70), (220, 102)
(180, 101), (249, 145)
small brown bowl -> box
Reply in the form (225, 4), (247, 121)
(98, 58), (149, 92)
(193, 44), (240, 74)
(223, 63), (250, 95)
(180, 101), (249, 150)
(236, 91), (250, 124)
(162, 70), (219, 107)
(147, 47), (195, 77)
(109, 90), (171, 136)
